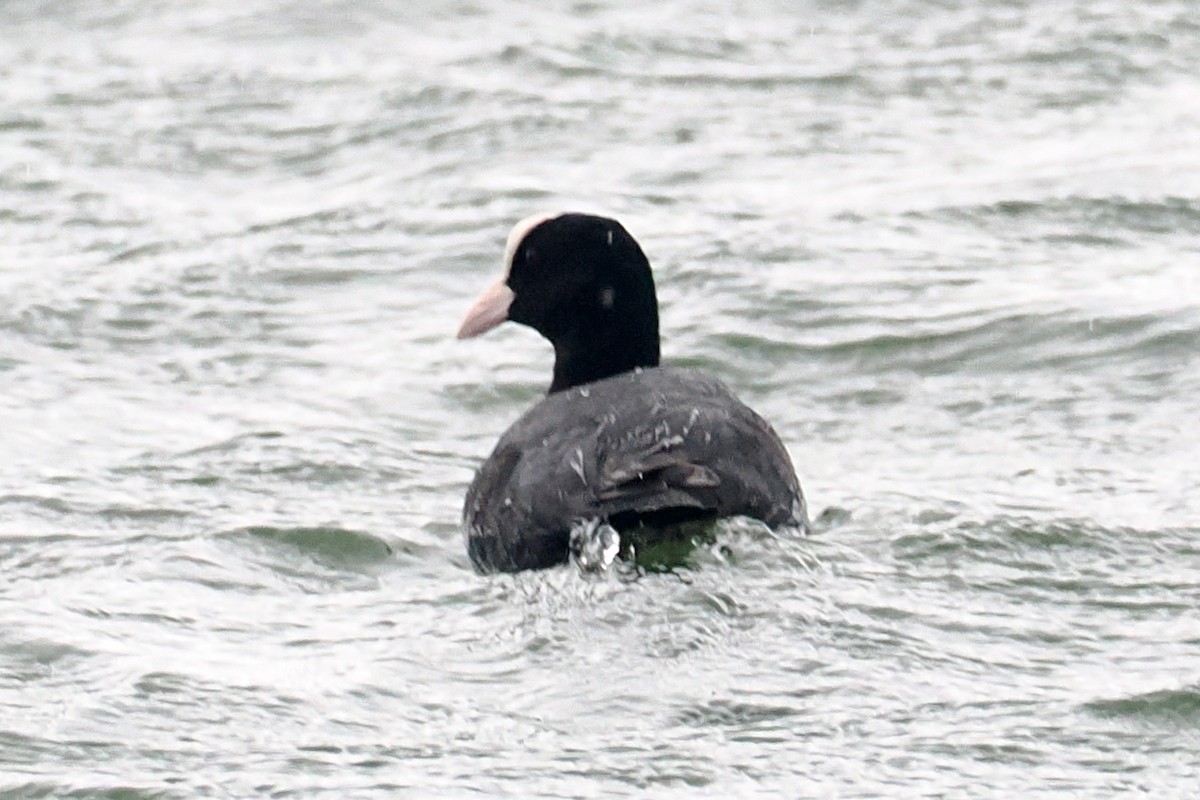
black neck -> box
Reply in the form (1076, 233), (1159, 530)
(548, 315), (660, 393)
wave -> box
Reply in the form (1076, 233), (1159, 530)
(1085, 686), (1200, 725)
(921, 196), (1200, 241)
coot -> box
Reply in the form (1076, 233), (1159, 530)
(458, 212), (806, 573)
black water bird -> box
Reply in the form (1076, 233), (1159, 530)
(458, 212), (806, 573)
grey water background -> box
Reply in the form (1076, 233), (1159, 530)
(2, 0), (1199, 796)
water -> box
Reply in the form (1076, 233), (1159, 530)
(2, 0), (1199, 796)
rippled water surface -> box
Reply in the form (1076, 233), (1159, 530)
(3, 0), (1199, 796)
